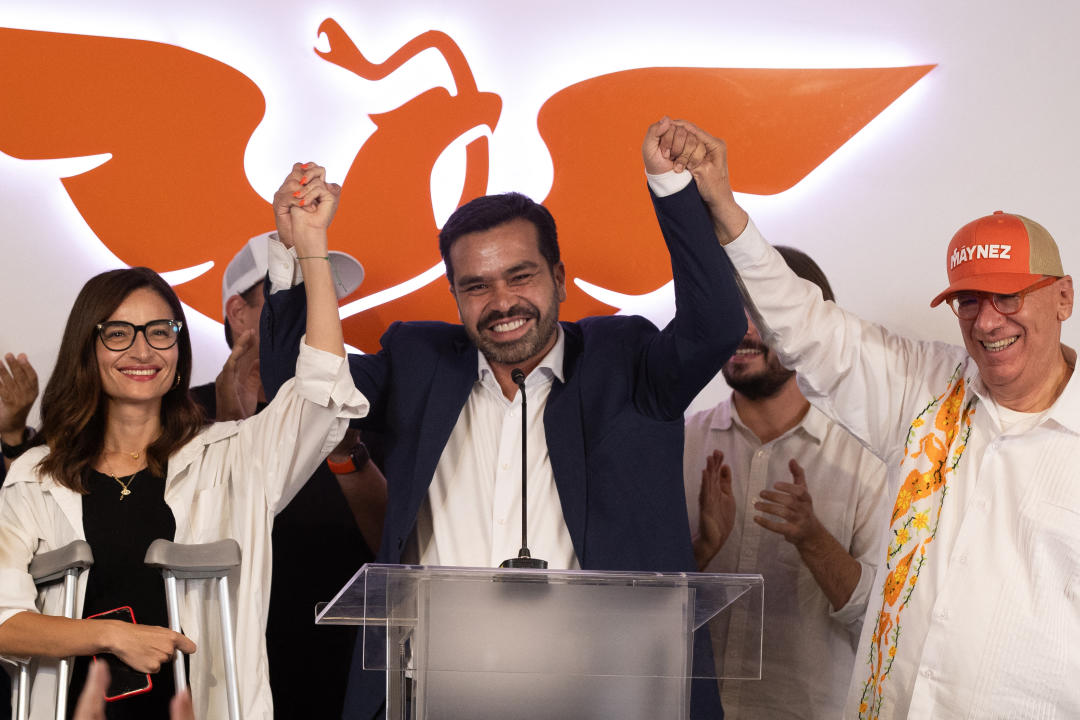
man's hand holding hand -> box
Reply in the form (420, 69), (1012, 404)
(643, 116), (709, 175)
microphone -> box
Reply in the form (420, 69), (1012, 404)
(500, 368), (548, 569)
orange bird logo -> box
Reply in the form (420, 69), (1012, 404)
(0, 20), (933, 351)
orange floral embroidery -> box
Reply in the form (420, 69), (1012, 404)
(858, 365), (976, 720)
(935, 378), (965, 437)
(883, 546), (918, 606)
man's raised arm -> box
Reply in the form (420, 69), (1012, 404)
(632, 117), (747, 419)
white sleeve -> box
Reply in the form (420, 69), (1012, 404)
(0, 481), (49, 664)
(233, 340), (369, 513)
(266, 235), (304, 294)
(723, 220), (967, 467)
(828, 456), (889, 637)
(646, 169), (694, 197)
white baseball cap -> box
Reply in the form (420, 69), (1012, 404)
(221, 231), (365, 318)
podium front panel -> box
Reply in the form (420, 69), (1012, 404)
(315, 565), (764, 719)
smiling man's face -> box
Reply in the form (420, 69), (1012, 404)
(957, 276), (1074, 408)
(721, 309), (795, 400)
(450, 217), (566, 373)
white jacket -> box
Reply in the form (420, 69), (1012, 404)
(0, 342), (368, 719)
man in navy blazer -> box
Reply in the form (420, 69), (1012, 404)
(260, 118), (746, 719)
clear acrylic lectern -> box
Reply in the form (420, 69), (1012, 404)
(316, 564), (763, 720)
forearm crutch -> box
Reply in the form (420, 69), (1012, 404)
(144, 539), (242, 720)
(14, 539), (94, 720)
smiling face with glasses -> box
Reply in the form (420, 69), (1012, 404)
(96, 319), (183, 351)
(946, 274), (1074, 409)
(94, 287), (182, 407)
(944, 276), (1058, 320)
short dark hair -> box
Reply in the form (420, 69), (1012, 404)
(223, 281), (262, 348)
(775, 245), (835, 302)
(439, 192), (559, 285)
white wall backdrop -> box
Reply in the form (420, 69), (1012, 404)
(1, 0), (1078, 422)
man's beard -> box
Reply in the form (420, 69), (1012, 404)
(721, 341), (795, 400)
(467, 297), (560, 366)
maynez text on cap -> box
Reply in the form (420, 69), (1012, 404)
(930, 211), (1063, 308)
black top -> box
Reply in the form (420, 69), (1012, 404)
(68, 467), (176, 719)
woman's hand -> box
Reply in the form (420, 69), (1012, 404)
(273, 162), (340, 255)
(273, 162), (347, 357)
(102, 620), (196, 674)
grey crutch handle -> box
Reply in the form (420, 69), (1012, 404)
(16, 539), (94, 720)
(144, 538), (241, 578)
(144, 539), (242, 720)
(27, 541), (93, 585)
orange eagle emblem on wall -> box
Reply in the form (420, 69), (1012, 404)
(0, 19), (932, 351)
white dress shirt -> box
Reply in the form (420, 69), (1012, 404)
(269, 233), (577, 570)
(685, 399), (887, 719)
(410, 327), (579, 570)
(725, 220), (1080, 719)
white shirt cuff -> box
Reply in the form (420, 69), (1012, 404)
(646, 169), (694, 198)
(267, 236), (304, 294)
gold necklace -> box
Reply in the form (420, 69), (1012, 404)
(104, 458), (140, 500)
(106, 447), (143, 461)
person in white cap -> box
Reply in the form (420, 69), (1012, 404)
(660, 119), (1078, 719)
(205, 231), (366, 420)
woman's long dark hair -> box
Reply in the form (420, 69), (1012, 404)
(37, 267), (205, 492)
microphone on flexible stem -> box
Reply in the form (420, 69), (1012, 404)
(500, 368), (548, 569)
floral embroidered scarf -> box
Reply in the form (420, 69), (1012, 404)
(857, 363), (977, 719)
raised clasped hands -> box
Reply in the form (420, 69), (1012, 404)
(643, 117), (749, 243)
(272, 162), (341, 252)
(753, 458), (828, 550)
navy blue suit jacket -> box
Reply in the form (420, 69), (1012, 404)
(261, 181), (746, 718)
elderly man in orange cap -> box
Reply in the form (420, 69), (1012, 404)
(658, 119), (1077, 720)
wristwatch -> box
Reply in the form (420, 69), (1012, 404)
(326, 441), (370, 474)
(1, 426), (36, 460)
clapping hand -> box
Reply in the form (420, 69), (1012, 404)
(214, 329), (260, 420)
(753, 459), (828, 548)
(0, 352), (38, 447)
(693, 450), (736, 570)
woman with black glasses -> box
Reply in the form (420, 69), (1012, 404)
(0, 163), (364, 719)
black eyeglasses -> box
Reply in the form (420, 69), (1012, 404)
(945, 276), (1057, 320)
(95, 320), (183, 351)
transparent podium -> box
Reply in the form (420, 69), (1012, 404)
(316, 564), (763, 720)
